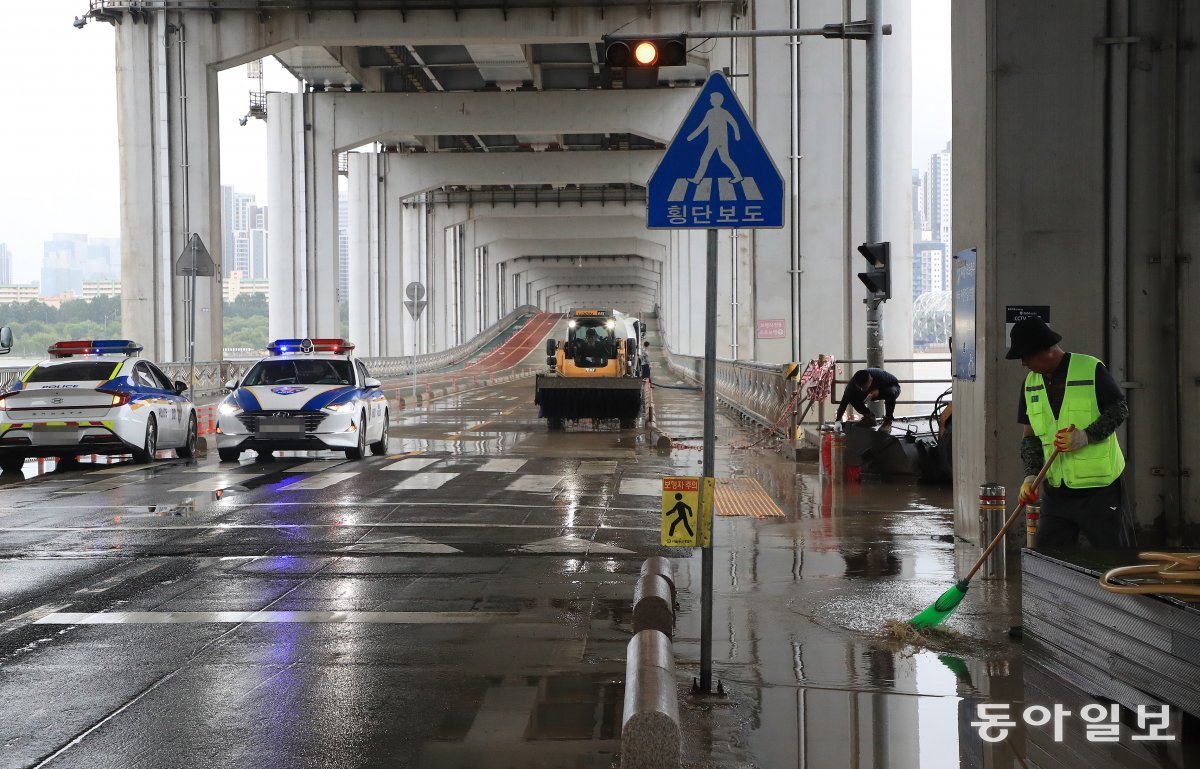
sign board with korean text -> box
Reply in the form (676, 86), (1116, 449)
(1005, 305), (1050, 346)
(661, 476), (701, 546)
(647, 72), (784, 229)
(756, 319), (786, 339)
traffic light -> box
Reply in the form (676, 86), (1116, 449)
(857, 241), (891, 300)
(602, 35), (687, 68)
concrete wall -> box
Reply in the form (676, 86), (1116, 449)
(952, 0), (1200, 545)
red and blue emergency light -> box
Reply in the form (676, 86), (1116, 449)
(267, 338), (355, 356)
(48, 340), (143, 358)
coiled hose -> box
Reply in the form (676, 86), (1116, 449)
(1099, 552), (1200, 598)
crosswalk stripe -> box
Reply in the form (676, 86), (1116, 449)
(384, 457), (441, 471)
(284, 472), (358, 490)
(478, 459), (527, 473)
(88, 464), (147, 476)
(506, 475), (562, 493)
(718, 178), (736, 200)
(668, 178), (689, 202)
(620, 477), (662, 497)
(392, 472), (459, 490)
(694, 178), (712, 201)
(168, 475), (264, 493)
(34, 610), (519, 625)
(741, 176), (763, 200)
(284, 460), (347, 473)
(577, 460), (618, 475)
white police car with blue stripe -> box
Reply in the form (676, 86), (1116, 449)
(215, 338), (389, 462)
(0, 340), (197, 473)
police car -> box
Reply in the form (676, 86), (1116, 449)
(0, 340), (198, 473)
(215, 338), (389, 462)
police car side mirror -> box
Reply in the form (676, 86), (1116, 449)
(363, 377), (382, 389)
(224, 378), (239, 390)
(173, 380), (188, 395)
(0, 326), (12, 353)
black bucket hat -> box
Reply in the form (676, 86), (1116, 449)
(1005, 317), (1062, 360)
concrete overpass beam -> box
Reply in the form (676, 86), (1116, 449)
(389, 151), (661, 199)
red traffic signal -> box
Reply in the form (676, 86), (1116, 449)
(603, 35), (687, 68)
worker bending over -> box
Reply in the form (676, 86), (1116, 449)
(836, 368), (900, 432)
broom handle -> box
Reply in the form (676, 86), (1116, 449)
(964, 449), (1061, 583)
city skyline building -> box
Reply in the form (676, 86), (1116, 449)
(0, 243), (12, 285)
(40, 233), (120, 299)
(222, 185), (269, 282)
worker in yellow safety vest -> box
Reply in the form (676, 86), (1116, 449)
(1008, 317), (1136, 548)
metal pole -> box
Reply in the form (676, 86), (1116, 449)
(700, 227), (718, 693)
(864, 0), (884, 375)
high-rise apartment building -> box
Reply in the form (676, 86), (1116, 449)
(0, 243), (12, 285)
(924, 142), (952, 248)
(40, 234), (121, 299)
(338, 194), (349, 302)
(223, 187), (269, 281)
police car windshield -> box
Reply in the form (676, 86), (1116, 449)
(243, 359), (355, 386)
(26, 362), (119, 383)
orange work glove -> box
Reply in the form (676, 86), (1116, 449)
(1054, 425), (1089, 453)
(1019, 475), (1040, 505)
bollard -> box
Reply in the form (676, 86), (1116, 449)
(830, 428), (845, 486)
(1025, 502), (1040, 549)
(639, 557), (676, 603)
(819, 424), (833, 479)
(632, 574), (674, 636)
(621, 629), (681, 769)
(978, 483), (1007, 579)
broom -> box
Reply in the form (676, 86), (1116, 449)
(908, 448), (1061, 629)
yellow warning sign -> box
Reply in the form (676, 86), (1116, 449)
(661, 476), (700, 546)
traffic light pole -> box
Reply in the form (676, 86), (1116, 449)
(865, 0), (885, 374)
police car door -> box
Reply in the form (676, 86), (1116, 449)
(132, 362), (175, 444)
(147, 362), (186, 444)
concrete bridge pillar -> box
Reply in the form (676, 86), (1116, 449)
(115, 15), (223, 361)
(347, 152), (381, 356)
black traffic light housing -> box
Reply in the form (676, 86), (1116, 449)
(857, 241), (891, 300)
(602, 35), (687, 68)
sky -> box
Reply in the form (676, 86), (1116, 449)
(0, 1), (951, 285)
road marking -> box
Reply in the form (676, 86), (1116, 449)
(343, 535), (462, 554)
(34, 610), (519, 625)
(478, 459), (527, 473)
(87, 464), (148, 476)
(577, 460), (618, 475)
(392, 472), (459, 490)
(183, 464), (262, 473)
(507, 475), (562, 492)
(0, 603), (74, 635)
(284, 472), (359, 491)
(518, 536), (634, 555)
(73, 561), (165, 594)
(168, 475), (263, 492)
(383, 457), (441, 471)
(620, 477), (663, 497)
(465, 687), (539, 744)
(283, 460), (347, 473)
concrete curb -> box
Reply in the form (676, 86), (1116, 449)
(621, 629), (681, 769)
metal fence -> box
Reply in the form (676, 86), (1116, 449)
(0, 305), (541, 400)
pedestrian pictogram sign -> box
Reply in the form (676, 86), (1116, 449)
(647, 72), (784, 229)
(662, 476), (700, 546)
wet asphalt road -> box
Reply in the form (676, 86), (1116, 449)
(2, 332), (1194, 769)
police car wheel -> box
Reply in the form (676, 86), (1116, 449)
(346, 412), (367, 460)
(132, 417), (157, 464)
(0, 455), (25, 474)
(370, 410), (389, 455)
(177, 413), (198, 459)
(218, 448), (242, 462)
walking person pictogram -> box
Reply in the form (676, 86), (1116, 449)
(686, 93), (743, 184)
(667, 493), (694, 537)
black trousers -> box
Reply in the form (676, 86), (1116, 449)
(1037, 473), (1137, 548)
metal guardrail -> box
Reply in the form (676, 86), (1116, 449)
(831, 357), (952, 407)
(0, 305), (542, 400)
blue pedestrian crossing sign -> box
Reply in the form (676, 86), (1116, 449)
(647, 72), (784, 229)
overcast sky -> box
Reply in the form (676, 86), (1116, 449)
(0, 1), (951, 285)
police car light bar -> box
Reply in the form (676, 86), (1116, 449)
(48, 340), (143, 358)
(267, 338), (356, 356)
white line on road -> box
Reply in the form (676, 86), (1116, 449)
(383, 457), (442, 471)
(168, 476), (264, 492)
(477, 459), (527, 473)
(74, 562), (164, 594)
(506, 475), (563, 492)
(283, 460), (348, 473)
(0, 603), (74, 634)
(392, 472), (459, 490)
(35, 610), (520, 625)
(620, 477), (663, 497)
(283, 472), (359, 490)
